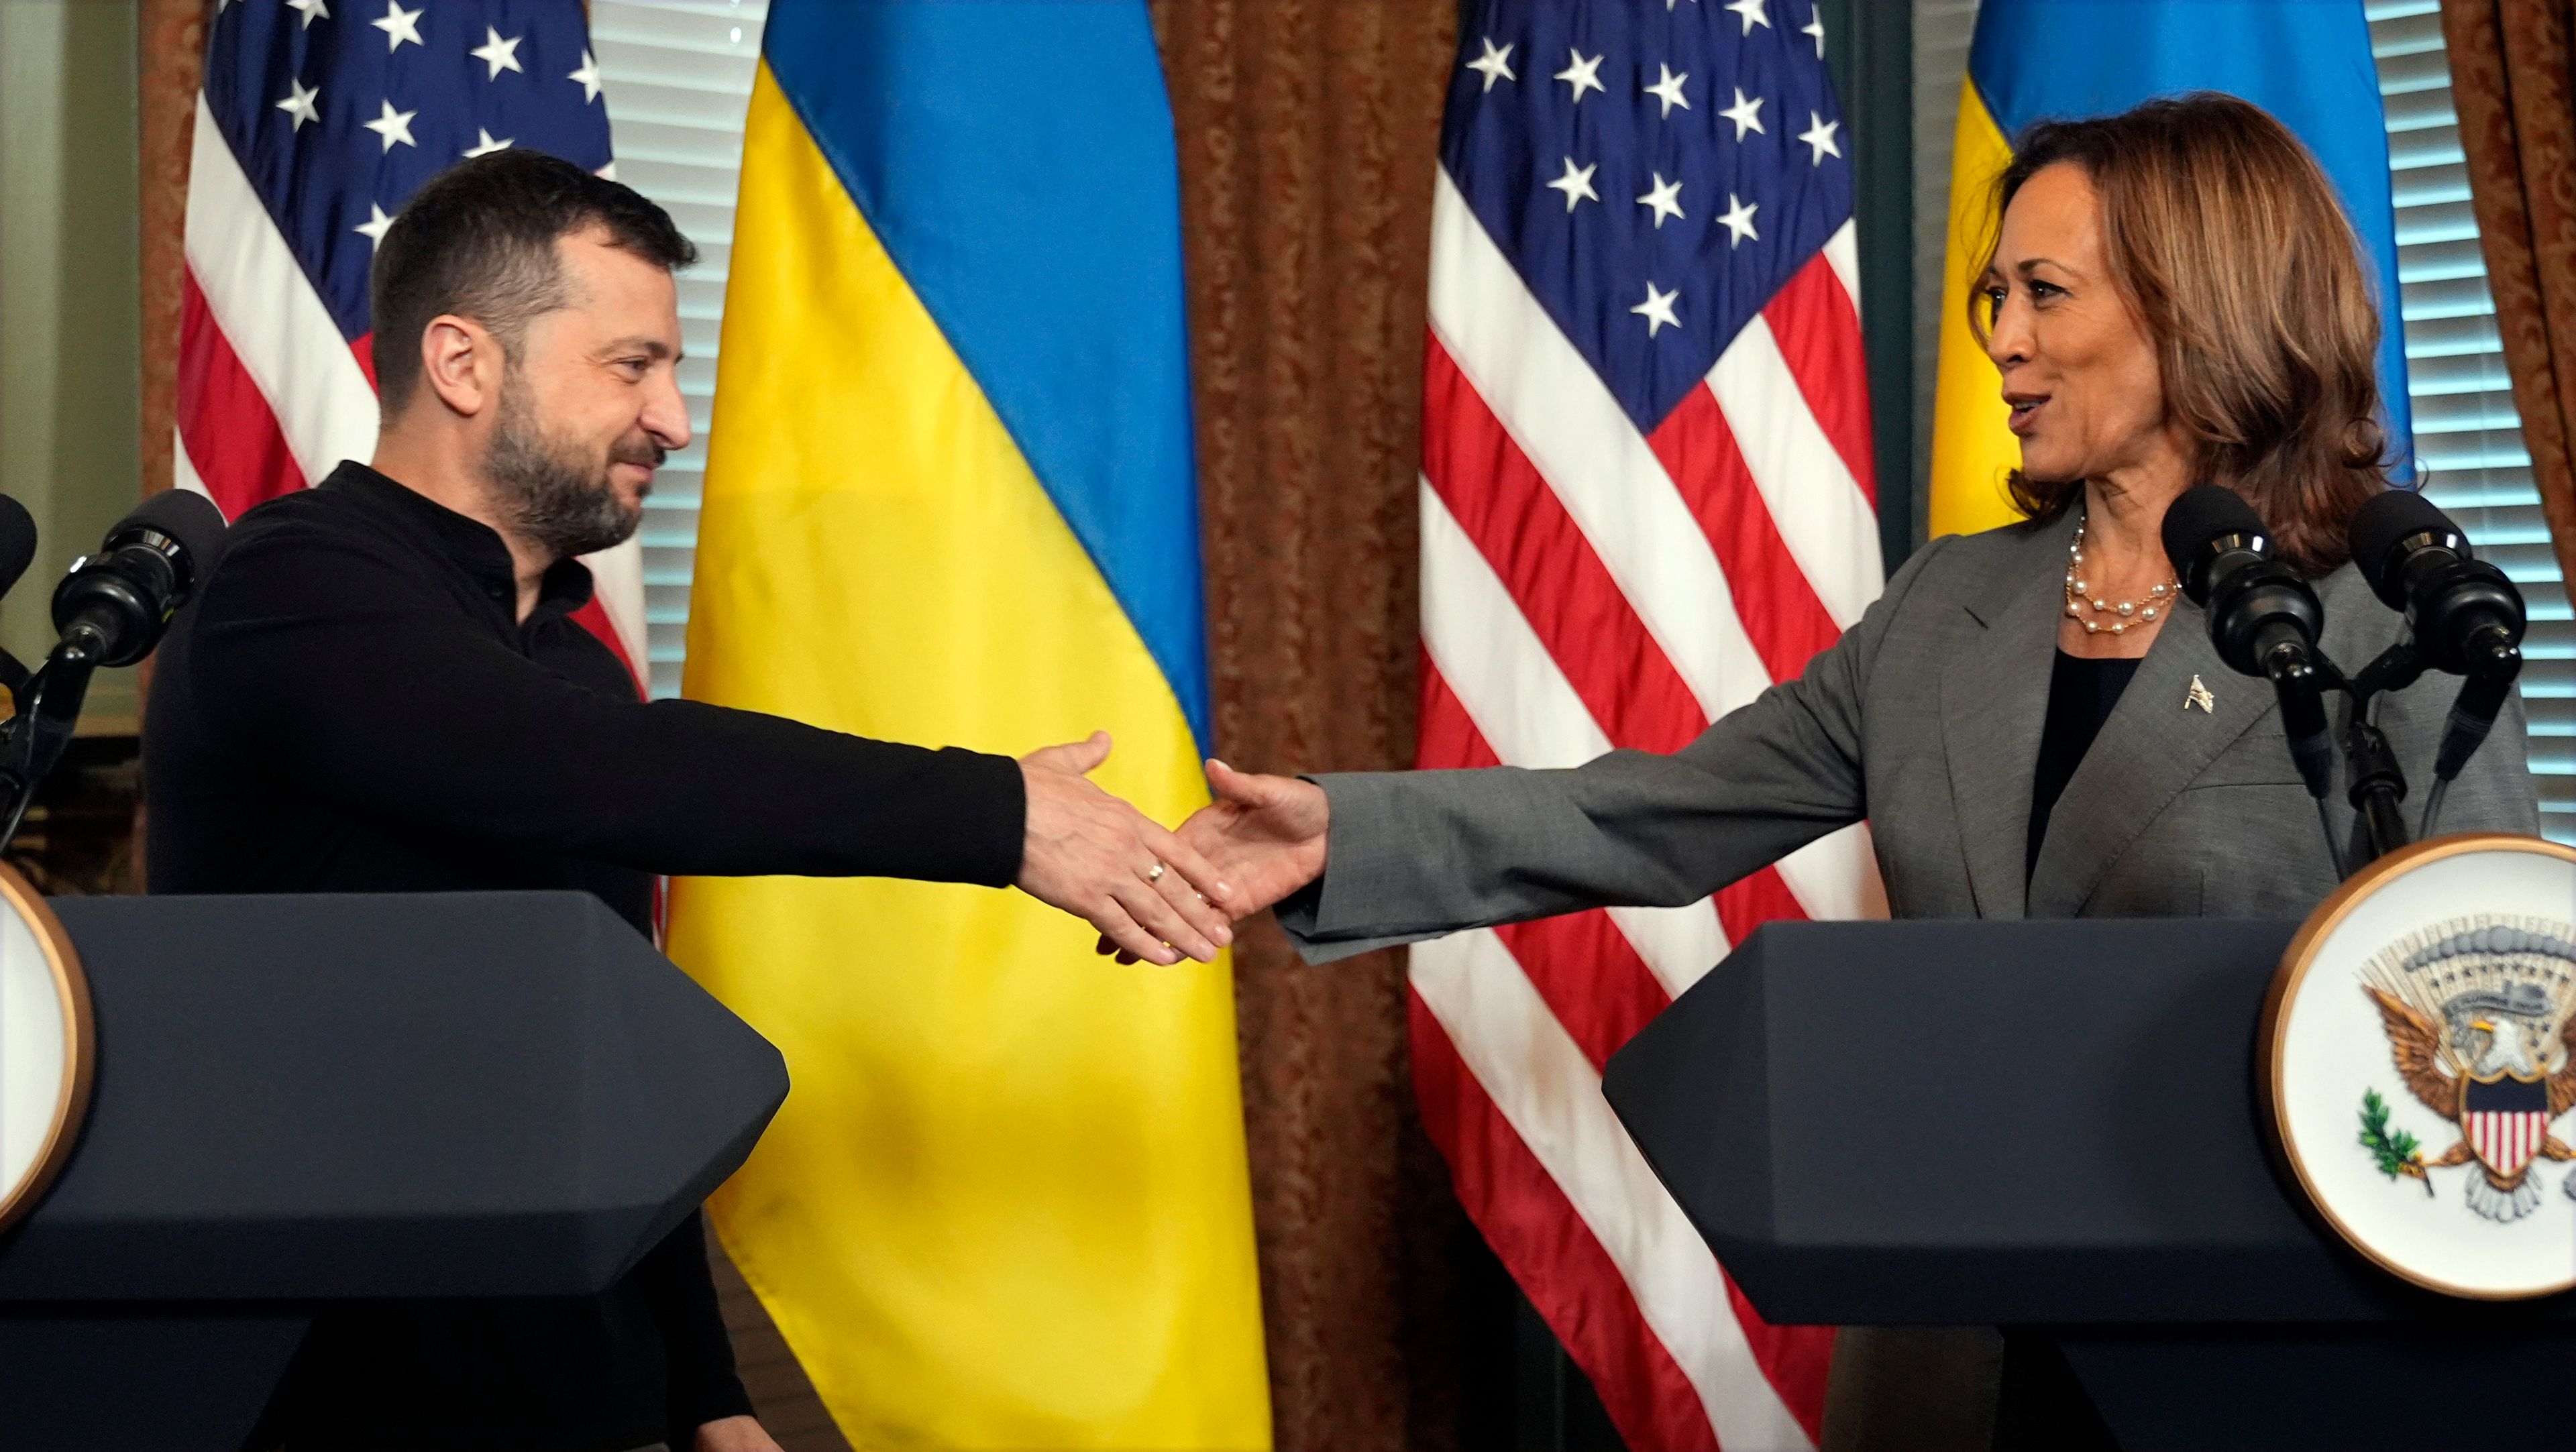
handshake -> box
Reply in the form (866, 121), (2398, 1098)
(1014, 734), (1328, 966)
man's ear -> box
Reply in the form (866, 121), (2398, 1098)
(419, 314), (500, 418)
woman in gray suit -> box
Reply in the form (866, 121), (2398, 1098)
(1171, 93), (2538, 953)
(1148, 93), (2544, 1450)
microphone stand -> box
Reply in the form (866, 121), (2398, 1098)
(2423, 634), (2522, 836)
(0, 639), (98, 853)
(2311, 628), (2524, 873)
(2337, 642), (2424, 870)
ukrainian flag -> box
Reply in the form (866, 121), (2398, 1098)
(667, 2), (1269, 1446)
(1928, 0), (2410, 537)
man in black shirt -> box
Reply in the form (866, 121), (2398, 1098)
(146, 153), (1234, 1451)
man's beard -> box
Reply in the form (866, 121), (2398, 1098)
(482, 373), (658, 559)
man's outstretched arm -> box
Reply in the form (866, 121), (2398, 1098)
(183, 526), (1234, 963)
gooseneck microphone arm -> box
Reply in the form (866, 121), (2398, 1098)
(2263, 639), (2353, 871)
(0, 655), (98, 854)
(2251, 617), (2337, 798)
(2267, 639), (2357, 880)
(2431, 646), (2521, 786)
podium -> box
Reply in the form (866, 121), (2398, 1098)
(1602, 919), (2576, 1452)
(0, 891), (788, 1452)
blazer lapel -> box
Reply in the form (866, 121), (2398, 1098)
(1939, 513), (2074, 919)
(2026, 593), (2275, 916)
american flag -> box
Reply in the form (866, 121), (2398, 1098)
(1411, 1), (1882, 1447)
(179, 0), (646, 685)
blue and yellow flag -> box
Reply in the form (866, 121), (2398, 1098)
(1928, 0), (2409, 537)
(669, 2), (1269, 1445)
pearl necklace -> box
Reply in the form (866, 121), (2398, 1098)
(2063, 518), (2178, 636)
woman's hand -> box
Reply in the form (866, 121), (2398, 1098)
(1188, 760), (1330, 914)
(695, 1414), (783, 1452)
(1096, 760), (1329, 960)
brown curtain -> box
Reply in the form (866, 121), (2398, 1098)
(135, 3), (1468, 1447)
(139, 0), (206, 502)
(1148, 3), (1470, 1449)
(132, 0), (209, 909)
(2445, 0), (2576, 596)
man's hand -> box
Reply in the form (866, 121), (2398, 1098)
(695, 1415), (782, 1452)
(1018, 732), (1236, 966)
(1098, 759), (1328, 960)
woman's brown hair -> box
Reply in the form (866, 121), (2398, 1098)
(1970, 93), (2392, 573)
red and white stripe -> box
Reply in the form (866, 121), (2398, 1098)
(176, 97), (651, 685)
(1412, 168), (1883, 1449)
(2468, 1110), (2549, 1177)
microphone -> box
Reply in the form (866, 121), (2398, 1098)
(49, 488), (226, 669)
(0, 496), (38, 604)
(2347, 489), (2525, 784)
(0, 490), (228, 850)
(2161, 485), (2335, 801)
(2351, 489), (2524, 672)
(0, 496), (41, 697)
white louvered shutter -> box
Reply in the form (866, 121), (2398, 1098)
(588, 0), (771, 699)
(1911, 0), (1981, 493)
(2371, 1), (2573, 840)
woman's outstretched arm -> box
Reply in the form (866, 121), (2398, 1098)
(1160, 537), (1957, 963)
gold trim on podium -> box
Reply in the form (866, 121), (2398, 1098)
(0, 862), (91, 1235)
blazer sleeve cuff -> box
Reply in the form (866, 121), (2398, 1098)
(1271, 772), (1462, 962)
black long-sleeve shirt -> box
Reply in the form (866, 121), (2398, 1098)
(146, 463), (1026, 1451)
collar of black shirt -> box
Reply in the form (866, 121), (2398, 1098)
(323, 461), (597, 626)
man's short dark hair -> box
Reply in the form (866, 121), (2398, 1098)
(369, 150), (696, 413)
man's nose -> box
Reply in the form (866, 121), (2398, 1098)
(643, 370), (692, 453)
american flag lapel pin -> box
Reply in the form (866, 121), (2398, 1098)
(2186, 675), (2216, 713)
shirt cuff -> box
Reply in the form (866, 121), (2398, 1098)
(940, 747), (1028, 888)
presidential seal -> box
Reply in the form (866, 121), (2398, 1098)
(2263, 834), (2576, 1299)
(0, 862), (88, 1235)
(2362, 920), (2576, 1223)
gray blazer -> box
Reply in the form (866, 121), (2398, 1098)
(1282, 507), (2542, 962)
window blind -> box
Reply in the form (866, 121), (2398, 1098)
(588, 0), (769, 700)
(1910, 0), (1980, 502)
(2369, 1), (2572, 840)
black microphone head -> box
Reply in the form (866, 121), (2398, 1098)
(2159, 484), (2269, 604)
(2348, 487), (2459, 610)
(107, 488), (227, 569)
(50, 488), (231, 668)
(0, 496), (38, 602)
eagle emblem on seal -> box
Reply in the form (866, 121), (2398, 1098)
(2361, 917), (2576, 1222)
